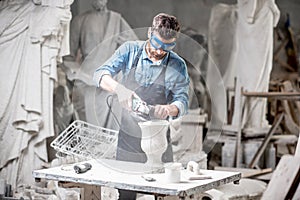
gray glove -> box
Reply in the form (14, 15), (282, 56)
(115, 83), (134, 109)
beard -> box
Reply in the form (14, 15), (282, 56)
(148, 48), (166, 60)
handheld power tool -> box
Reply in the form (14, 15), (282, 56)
(131, 96), (155, 121)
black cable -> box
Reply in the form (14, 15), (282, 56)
(105, 94), (121, 128)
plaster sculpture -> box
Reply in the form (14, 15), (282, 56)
(206, 3), (238, 129)
(0, 0), (72, 189)
(63, 0), (138, 130)
(138, 120), (169, 170)
(230, 0), (280, 134)
(187, 160), (201, 175)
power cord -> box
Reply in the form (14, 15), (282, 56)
(105, 94), (121, 128)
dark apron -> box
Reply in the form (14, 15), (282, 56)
(116, 46), (173, 163)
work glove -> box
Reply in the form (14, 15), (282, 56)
(115, 83), (135, 110)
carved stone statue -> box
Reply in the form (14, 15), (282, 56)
(63, 0), (138, 129)
(0, 0), (72, 189)
(206, 3), (238, 128)
(230, 0), (280, 134)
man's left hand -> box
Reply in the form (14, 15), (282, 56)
(153, 105), (170, 119)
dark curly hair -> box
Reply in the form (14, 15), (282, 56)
(151, 13), (180, 40)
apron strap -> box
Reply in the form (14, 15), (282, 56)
(131, 45), (144, 69)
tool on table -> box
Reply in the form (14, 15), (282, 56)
(188, 176), (212, 180)
(141, 175), (156, 182)
(131, 96), (155, 121)
(74, 162), (92, 174)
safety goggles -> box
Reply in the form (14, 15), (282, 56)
(149, 34), (176, 52)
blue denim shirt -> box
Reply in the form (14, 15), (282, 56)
(93, 41), (190, 116)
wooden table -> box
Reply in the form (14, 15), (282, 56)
(33, 159), (241, 200)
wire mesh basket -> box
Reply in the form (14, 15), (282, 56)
(51, 120), (119, 159)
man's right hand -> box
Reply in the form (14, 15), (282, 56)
(115, 83), (135, 110)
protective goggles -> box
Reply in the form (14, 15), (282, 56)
(149, 34), (176, 52)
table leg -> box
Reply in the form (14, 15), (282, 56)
(82, 185), (101, 200)
(59, 182), (101, 200)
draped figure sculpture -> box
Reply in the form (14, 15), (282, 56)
(230, 0), (280, 134)
(0, 0), (72, 189)
(64, 0), (138, 130)
(206, 3), (237, 128)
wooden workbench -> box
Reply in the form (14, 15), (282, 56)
(33, 159), (241, 199)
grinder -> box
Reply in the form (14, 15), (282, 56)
(131, 96), (155, 121)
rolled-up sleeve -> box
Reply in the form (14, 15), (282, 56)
(171, 101), (185, 116)
(93, 42), (131, 87)
(167, 56), (190, 117)
(171, 78), (189, 117)
(93, 69), (111, 88)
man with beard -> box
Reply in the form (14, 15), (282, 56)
(93, 13), (189, 200)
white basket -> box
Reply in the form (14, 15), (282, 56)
(51, 120), (118, 159)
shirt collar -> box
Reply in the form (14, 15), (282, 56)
(141, 41), (169, 66)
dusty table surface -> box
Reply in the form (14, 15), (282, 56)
(33, 159), (241, 197)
